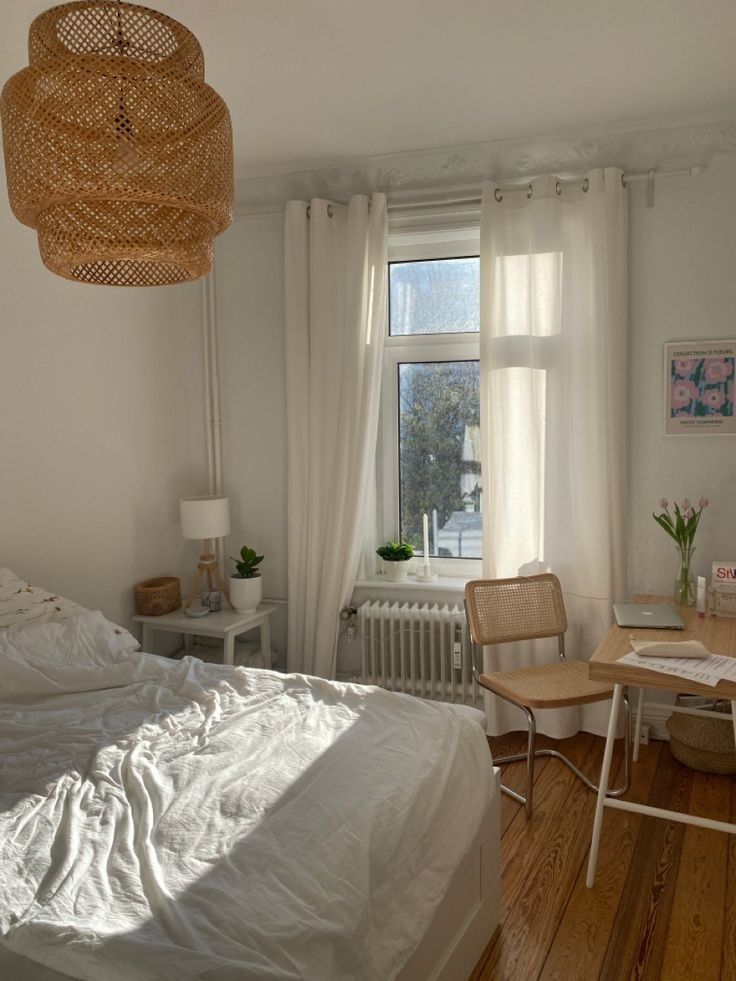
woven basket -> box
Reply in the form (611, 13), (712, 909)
(134, 576), (181, 617)
(668, 701), (736, 774)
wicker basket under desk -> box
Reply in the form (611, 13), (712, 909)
(668, 699), (736, 774)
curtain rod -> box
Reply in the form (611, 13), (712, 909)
(386, 165), (702, 212)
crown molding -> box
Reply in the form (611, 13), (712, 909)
(234, 115), (736, 216)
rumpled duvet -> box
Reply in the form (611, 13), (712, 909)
(0, 612), (491, 981)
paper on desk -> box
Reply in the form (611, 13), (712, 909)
(620, 650), (736, 688)
(628, 638), (712, 659)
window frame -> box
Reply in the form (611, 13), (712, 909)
(377, 227), (482, 578)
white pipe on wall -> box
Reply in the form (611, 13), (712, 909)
(207, 268), (224, 497)
(201, 268), (226, 568)
(201, 272), (216, 493)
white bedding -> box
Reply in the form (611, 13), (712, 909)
(0, 612), (492, 981)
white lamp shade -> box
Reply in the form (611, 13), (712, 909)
(180, 496), (230, 540)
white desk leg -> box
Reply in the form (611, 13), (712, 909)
(224, 633), (235, 666)
(586, 683), (623, 888)
(633, 686), (645, 763)
(142, 624), (153, 653)
(261, 617), (272, 670)
(184, 634), (193, 650)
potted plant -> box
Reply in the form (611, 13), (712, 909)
(376, 541), (415, 582)
(229, 546), (264, 612)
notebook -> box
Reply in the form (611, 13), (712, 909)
(613, 603), (685, 630)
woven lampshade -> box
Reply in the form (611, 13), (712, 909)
(0, 1), (233, 286)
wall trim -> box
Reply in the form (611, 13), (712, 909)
(234, 115), (736, 215)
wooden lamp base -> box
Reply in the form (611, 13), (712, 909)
(183, 548), (232, 609)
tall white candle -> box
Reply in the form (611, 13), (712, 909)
(423, 512), (430, 560)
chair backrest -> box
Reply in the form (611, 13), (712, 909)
(464, 574), (567, 646)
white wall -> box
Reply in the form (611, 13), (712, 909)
(628, 153), (736, 596)
(0, 198), (208, 630)
(214, 215), (288, 659)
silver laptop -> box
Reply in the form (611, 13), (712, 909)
(613, 603), (685, 630)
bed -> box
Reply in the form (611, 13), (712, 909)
(0, 569), (500, 980)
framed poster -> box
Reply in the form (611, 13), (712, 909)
(665, 340), (735, 435)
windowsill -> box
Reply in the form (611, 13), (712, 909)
(354, 574), (470, 594)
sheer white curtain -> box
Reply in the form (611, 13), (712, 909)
(479, 169), (628, 736)
(285, 194), (387, 678)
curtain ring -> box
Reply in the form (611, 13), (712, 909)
(306, 203), (334, 218)
(582, 178), (590, 193)
(526, 183), (533, 199)
(555, 181), (562, 196)
(494, 187), (503, 202)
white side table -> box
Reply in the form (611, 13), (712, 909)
(133, 603), (278, 668)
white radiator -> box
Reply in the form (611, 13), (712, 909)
(358, 601), (481, 706)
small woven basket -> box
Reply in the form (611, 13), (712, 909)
(134, 576), (181, 617)
(668, 700), (736, 774)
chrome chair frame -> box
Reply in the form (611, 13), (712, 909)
(464, 596), (631, 819)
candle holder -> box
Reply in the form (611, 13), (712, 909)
(415, 562), (438, 583)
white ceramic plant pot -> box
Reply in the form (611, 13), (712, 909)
(384, 559), (411, 582)
(229, 574), (262, 613)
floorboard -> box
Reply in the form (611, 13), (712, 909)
(539, 742), (661, 981)
(721, 780), (736, 980)
(470, 732), (735, 981)
(660, 771), (730, 981)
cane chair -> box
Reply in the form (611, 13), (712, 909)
(464, 574), (630, 818)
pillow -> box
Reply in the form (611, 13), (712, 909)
(0, 568), (140, 652)
(0, 567), (87, 631)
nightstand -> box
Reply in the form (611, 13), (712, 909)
(133, 603), (279, 668)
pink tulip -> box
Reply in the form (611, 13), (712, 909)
(681, 498), (691, 510)
(659, 497), (669, 508)
(684, 507), (693, 519)
(699, 497), (709, 508)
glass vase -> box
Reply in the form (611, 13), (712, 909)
(674, 546), (696, 607)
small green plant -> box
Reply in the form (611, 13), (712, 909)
(231, 546), (264, 579)
(376, 541), (414, 562)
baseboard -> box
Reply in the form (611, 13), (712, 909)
(641, 703), (674, 742)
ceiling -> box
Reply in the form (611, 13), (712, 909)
(2, 0), (736, 179)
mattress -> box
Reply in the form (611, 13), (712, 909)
(0, 611), (492, 981)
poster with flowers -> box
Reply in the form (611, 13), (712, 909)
(665, 340), (736, 434)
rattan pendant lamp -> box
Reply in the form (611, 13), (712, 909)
(0, 0), (233, 286)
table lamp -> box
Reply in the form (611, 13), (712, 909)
(180, 495), (232, 609)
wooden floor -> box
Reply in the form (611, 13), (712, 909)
(469, 732), (736, 981)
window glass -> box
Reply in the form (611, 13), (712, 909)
(398, 361), (481, 558)
(389, 257), (480, 336)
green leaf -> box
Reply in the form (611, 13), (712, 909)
(376, 540), (415, 560)
(652, 513), (679, 543)
(232, 544), (265, 577)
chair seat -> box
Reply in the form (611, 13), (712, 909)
(479, 659), (614, 709)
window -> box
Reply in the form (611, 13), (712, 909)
(379, 229), (482, 573)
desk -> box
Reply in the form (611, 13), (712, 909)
(133, 604), (278, 668)
(586, 597), (736, 888)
